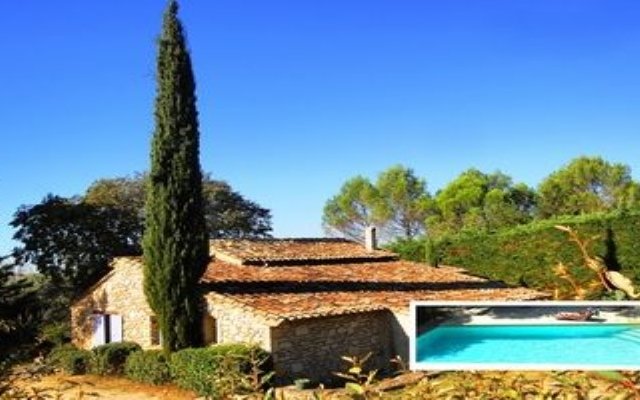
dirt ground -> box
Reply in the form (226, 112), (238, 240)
(4, 371), (417, 400)
(8, 373), (198, 400)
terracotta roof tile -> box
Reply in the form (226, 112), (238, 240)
(202, 260), (490, 284)
(205, 288), (543, 326)
(200, 260), (547, 322)
(112, 239), (547, 325)
(210, 238), (397, 265)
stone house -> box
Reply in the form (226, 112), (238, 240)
(71, 237), (543, 383)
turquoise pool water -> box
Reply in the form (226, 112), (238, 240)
(416, 324), (640, 367)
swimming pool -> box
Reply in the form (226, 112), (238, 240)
(415, 324), (640, 369)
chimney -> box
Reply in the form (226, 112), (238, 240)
(365, 226), (377, 252)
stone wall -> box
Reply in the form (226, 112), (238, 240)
(389, 310), (411, 362)
(270, 311), (394, 384)
(205, 293), (272, 351)
(71, 258), (156, 349)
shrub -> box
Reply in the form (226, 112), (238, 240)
(90, 341), (141, 375)
(170, 343), (271, 398)
(124, 350), (171, 385)
(47, 344), (91, 375)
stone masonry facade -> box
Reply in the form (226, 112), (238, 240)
(204, 293), (272, 351)
(71, 258), (156, 349)
(270, 311), (395, 383)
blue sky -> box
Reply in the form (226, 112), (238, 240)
(2, 0), (640, 256)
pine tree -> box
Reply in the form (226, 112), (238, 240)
(143, 0), (209, 354)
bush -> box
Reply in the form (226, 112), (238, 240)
(90, 341), (141, 375)
(433, 210), (640, 293)
(47, 344), (91, 375)
(170, 343), (271, 398)
(124, 350), (171, 385)
(170, 348), (213, 395)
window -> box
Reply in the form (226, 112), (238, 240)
(92, 313), (122, 347)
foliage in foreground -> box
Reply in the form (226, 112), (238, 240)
(11, 346), (640, 400)
(47, 344), (92, 375)
(319, 355), (640, 400)
(90, 342), (141, 376)
(46, 342), (141, 377)
(124, 349), (172, 385)
(284, 354), (640, 400)
(392, 371), (640, 400)
(170, 343), (272, 398)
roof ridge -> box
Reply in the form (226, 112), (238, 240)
(210, 237), (355, 243)
(237, 255), (398, 266)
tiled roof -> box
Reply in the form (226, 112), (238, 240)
(111, 239), (547, 325)
(205, 287), (543, 326)
(200, 260), (546, 323)
(209, 238), (397, 265)
(202, 260), (490, 284)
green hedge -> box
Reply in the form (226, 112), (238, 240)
(90, 342), (141, 376)
(170, 343), (271, 398)
(431, 210), (640, 292)
(124, 350), (171, 385)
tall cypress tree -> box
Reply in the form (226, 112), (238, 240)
(143, 0), (208, 354)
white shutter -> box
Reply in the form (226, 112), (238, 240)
(92, 314), (106, 347)
(110, 315), (123, 343)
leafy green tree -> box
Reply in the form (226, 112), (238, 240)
(143, 0), (209, 353)
(323, 176), (381, 242)
(0, 259), (36, 342)
(85, 174), (146, 217)
(85, 174), (272, 239)
(375, 165), (432, 238)
(11, 195), (141, 294)
(483, 183), (537, 230)
(431, 169), (488, 233)
(323, 165), (432, 241)
(203, 180), (272, 239)
(537, 156), (640, 218)
(429, 169), (535, 235)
